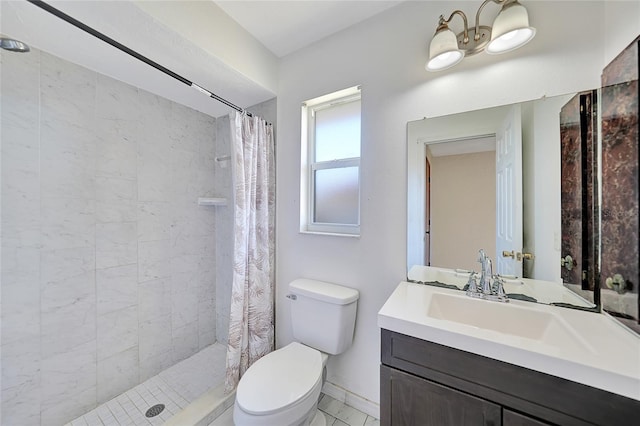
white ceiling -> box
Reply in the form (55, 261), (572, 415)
(1, 0), (405, 117)
(214, 0), (405, 57)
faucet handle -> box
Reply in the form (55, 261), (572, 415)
(492, 275), (508, 299)
(465, 271), (478, 293)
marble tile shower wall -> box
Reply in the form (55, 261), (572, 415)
(1, 49), (221, 425)
(214, 114), (232, 345)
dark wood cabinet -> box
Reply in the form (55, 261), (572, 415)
(503, 410), (552, 426)
(380, 329), (640, 426)
(382, 365), (501, 426)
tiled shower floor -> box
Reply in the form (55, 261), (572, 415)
(66, 343), (227, 426)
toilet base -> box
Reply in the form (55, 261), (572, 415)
(310, 410), (326, 426)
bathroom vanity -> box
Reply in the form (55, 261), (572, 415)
(378, 282), (640, 426)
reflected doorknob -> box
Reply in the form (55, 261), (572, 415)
(503, 251), (534, 261)
(605, 273), (627, 294)
(561, 255), (574, 270)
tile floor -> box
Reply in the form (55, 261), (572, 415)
(209, 393), (379, 426)
(67, 341), (378, 426)
(66, 343), (227, 426)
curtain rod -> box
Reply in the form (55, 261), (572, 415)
(26, 0), (256, 117)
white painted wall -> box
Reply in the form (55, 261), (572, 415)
(275, 0), (640, 413)
(525, 94), (575, 283)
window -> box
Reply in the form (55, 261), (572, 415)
(301, 86), (361, 236)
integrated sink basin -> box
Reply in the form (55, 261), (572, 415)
(378, 281), (640, 401)
(426, 291), (592, 353)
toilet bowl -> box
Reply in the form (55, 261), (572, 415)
(233, 342), (328, 426)
(233, 279), (359, 426)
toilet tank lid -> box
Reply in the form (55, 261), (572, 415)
(289, 279), (359, 305)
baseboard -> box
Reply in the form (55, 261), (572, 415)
(321, 381), (380, 419)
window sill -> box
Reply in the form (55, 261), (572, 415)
(299, 230), (360, 238)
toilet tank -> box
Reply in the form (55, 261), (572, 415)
(288, 279), (359, 355)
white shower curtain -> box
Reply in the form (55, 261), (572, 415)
(224, 111), (275, 393)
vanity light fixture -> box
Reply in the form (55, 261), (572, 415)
(426, 0), (536, 72)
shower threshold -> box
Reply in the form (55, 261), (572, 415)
(66, 343), (234, 426)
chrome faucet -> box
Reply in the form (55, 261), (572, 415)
(466, 249), (509, 303)
(478, 249), (493, 295)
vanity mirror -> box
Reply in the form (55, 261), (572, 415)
(407, 93), (600, 310)
(407, 36), (639, 328)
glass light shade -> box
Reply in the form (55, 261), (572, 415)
(426, 27), (463, 71)
(486, 1), (536, 54)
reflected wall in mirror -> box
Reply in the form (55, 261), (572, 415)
(407, 93), (599, 310)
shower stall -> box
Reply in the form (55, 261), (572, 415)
(1, 4), (276, 426)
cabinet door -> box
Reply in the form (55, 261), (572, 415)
(381, 365), (501, 426)
(503, 409), (553, 426)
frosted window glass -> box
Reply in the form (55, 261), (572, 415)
(314, 167), (359, 224)
(315, 100), (361, 162)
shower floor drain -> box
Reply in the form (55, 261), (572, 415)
(145, 404), (165, 418)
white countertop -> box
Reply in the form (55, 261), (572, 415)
(378, 281), (640, 401)
(407, 265), (594, 307)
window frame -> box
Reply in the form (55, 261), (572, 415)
(301, 87), (361, 236)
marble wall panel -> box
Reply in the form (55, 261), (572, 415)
(138, 238), (172, 282)
(215, 115), (234, 345)
(1, 48), (41, 251)
(0, 337), (41, 426)
(40, 247), (96, 359)
(95, 176), (138, 223)
(1, 48), (42, 425)
(95, 118), (138, 180)
(2, 46), (223, 425)
(138, 201), (171, 242)
(95, 222), (137, 269)
(97, 305), (139, 360)
(172, 320), (199, 362)
(96, 264), (138, 315)
(95, 74), (141, 121)
(41, 197), (95, 251)
(1, 247), (40, 343)
(96, 346), (139, 405)
(40, 341), (97, 426)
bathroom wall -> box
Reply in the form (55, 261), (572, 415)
(215, 98), (277, 345)
(1, 47), (218, 426)
(275, 0), (640, 415)
(430, 151), (495, 272)
(521, 93), (573, 283)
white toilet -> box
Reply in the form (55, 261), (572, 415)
(233, 279), (359, 426)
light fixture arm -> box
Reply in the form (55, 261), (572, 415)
(438, 10), (469, 44)
(474, 0), (506, 41)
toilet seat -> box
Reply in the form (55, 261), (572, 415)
(236, 342), (323, 416)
